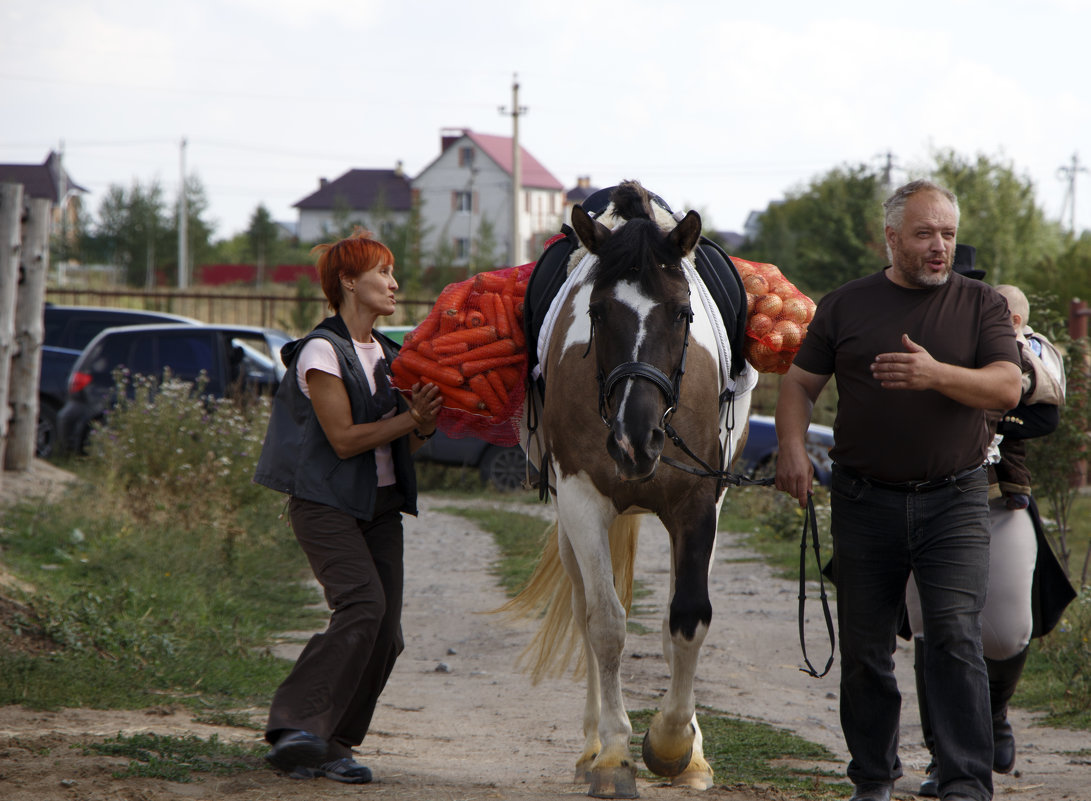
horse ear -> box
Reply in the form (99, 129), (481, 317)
(572, 204), (612, 253)
(669, 210), (702, 256)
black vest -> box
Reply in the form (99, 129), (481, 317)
(253, 323), (417, 519)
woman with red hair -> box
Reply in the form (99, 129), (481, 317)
(254, 230), (442, 784)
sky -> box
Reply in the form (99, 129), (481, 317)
(3, 0), (1090, 247)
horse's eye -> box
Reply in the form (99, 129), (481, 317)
(676, 308), (692, 323)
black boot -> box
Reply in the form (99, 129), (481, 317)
(986, 647), (1029, 774)
(914, 637), (939, 797)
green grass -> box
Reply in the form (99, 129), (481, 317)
(81, 732), (266, 781)
(629, 708), (846, 799)
(434, 504), (552, 596)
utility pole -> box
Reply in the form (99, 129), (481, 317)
(1057, 152), (1088, 233)
(178, 136), (189, 289)
(499, 74), (527, 266)
(875, 150), (898, 188)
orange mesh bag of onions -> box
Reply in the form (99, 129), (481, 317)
(390, 264), (532, 446)
(733, 257), (817, 375)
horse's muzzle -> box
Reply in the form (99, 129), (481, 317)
(607, 423), (665, 481)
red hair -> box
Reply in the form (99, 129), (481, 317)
(311, 229), (394, 312)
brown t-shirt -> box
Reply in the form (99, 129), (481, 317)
(792, 268), (1019, 482)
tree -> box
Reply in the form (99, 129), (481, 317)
(930, 149), (1066, 287)
(386, 195), (429, 297)
(472, 215), (499, 271)
(247, 204), (280, 286)
(86, 180), (172, 287)
(1022, 231), (1091, 324)
(168, 174), (215, 286)
(740, 163), (887, 293)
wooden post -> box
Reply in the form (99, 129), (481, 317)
(0, 182), (26, 487)
(5, 197), (51, 470)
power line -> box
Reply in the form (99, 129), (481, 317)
(1057, 152), (1088, 233)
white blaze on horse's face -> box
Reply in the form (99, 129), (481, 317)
(609, 278), (659, 458)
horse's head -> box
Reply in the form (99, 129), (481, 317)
(572, 181), (703, 481)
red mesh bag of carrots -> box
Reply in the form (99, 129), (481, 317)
(390, 264), (532, 447)
(733, 257), (817, 375)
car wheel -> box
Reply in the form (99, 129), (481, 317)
(36, 402), (59, 459)
(480, 446), (527, 491)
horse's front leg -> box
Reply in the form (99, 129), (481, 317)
(642, 502), (718, 790)
(557, 523), (602, 782)
(556, 477), (637, 799)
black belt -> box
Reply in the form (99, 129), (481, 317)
(838, 465), (984, 494)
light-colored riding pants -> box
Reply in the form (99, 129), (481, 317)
(907, 497), (1037, 660)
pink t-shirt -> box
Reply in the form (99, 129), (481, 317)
(296, 337), (397, 487)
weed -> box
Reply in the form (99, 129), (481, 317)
(80, 732), (265, 781)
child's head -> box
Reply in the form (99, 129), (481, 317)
(995, 284), (1030, 333)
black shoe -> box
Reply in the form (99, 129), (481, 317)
(919, 760), (939, 797)
(265, 730), (328, 775)
(993, 714), (1016, 773)
(849, 782), (892, 801)
(317, 757), (373, 784)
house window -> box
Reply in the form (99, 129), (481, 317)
(454, 238), (470, 261)
(453, 190), (472, 213)
(458, 147), (474, 168)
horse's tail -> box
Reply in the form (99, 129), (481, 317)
(496, 515), (641, 684)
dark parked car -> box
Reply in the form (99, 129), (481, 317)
(413, 428), (531, 492)
(37, 305), (197, 457)
(736, 414), (835, 486)
(58, 323), (290, 453)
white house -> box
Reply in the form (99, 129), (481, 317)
(412, 128), (565, 268)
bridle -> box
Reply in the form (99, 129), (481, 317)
(594, 309), (692, 430)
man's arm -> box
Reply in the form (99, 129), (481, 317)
(774, 364), (831, 507)
(870, 334), (1021, 410)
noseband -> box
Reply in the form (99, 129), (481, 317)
(594, 311), (693, 428)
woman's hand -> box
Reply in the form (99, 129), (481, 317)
(409, 381), (443, 435)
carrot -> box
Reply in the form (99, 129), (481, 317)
(390, 359), (420, 390)
(461, 352), (525, 377)
(431, 325), (498, 349)
(494, 292), (510, 338)
(479, 292), (499, 328)
(438, 280), (474, 314)
(439, 337), (519, 366)
(433, 341), (470, 357)
(502, 293), (524, 347)
(502, 268), (518, 299)
(409, 313), (440, 344)
(485, 369), (509, 406)
(473, 271), (509, 293)
(493, 365), (523, 391)
(395, 350), (465, 386)
(466, 309), (487, 328)
(470, 373), (505, 417)
(417, 339), (437, 360)
(432, 382), (488, 412)
(438, 309), (463, 335)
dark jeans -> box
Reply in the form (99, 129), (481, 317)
(266, 487), (406, 758)
(831, 465), (993, 801)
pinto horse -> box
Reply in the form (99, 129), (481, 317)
(509, 181), (757, 798)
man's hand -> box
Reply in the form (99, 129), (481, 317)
(870, 334), (937, 390)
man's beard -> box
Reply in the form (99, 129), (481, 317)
(893, 251), (953, 288)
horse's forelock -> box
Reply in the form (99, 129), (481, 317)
(591, 218), (686, 298)
(609, 181), (654, 222)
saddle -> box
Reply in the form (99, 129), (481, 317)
(523, 192), (749, 402)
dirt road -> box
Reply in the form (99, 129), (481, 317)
(0, 462), (1086, 800)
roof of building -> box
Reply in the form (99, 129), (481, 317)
(566, 181), (601, 203)
(0, 151), (86, 202)
(420, 129), (564, 191)
(293, 168), (413, 211)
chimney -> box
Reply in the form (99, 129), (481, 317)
(319, 178), (328, 189)
(578, 176), (591, 189)
(394, 160), (404, 177)
(441, 127), (468, 153)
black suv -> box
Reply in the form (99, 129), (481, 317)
(57, 323), (290, 453)
(37, 305), (198, 457)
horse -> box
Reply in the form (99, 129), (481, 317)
(509, 181), (757, 798)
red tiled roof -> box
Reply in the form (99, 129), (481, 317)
(464, 132), (564, 191)
(293, 168), (412, 211)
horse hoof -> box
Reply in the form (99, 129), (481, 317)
(672, 768), (714, 790)
(641, 730), (692, 778)
(588, 764), (639, 798)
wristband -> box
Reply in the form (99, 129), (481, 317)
(414, 428), (435, 440)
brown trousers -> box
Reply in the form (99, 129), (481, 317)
(266, 487), (405, 757)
